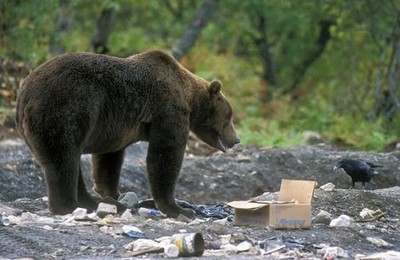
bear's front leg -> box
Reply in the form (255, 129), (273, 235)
(146, 119), (194, 218)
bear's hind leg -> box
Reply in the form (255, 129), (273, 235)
(37, 153), (81, 215)
(92, 149), (125, 199)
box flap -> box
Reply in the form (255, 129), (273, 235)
(248, 200), (295, 204)
(278, 179), (317, 203)
(228, 199), (296, 210)
(227, 201), (269, 210)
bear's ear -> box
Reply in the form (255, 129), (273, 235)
(208, 80), (222, 95)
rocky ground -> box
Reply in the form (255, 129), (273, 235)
(0, 120), (399, 259)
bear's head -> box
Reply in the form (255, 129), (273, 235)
(191, 80), (240, 152)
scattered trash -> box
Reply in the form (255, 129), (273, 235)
(355, 250), (400, 259)
(317, 245), (350, 259)
(228, 179), (317, 229)
(359, 208), (386, 221)
(366, 237), (393, 248)
(99, 225), (123, 236)
(188, 218), (205, 226)
(257, 236), (311, 256)
(122, 225), (146, 238)
(320, 182), (335, 191)
(213, 217), (229, 225)
(177, 200), (234, 220)
(118, 192), (139, 208)
(124, 238), (163, 256)
(138, 207), (166, 218)
(62, 209), (99, 223)
(0, 203), (22, 216)
(164, 243), (180, 257)
(313, 210), (332, 225)
(102, 215), (122, 224)
(329, 214), (356, 228)
(24, 213), (55, 224)
(137, 199), (234, 220)
(96, 202), (117, 218)
(0, 190), (397, 259)
(120, 209), (135, 222)
(71, 207), (88, 220)
(0, 214), (17, 226)
(170, 232), (205, 257)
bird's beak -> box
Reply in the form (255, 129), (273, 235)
(333, 165), (339, 172)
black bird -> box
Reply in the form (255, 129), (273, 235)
(333, 158), (382, 190)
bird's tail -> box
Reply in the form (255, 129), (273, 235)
(367, 162), (383, 168)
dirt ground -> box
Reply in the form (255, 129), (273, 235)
(0, 120), (399, 259)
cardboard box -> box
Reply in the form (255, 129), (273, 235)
(228, 179), (317, 229)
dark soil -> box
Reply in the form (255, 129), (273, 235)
(1, 121), (399, 259)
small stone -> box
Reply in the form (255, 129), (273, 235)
(72, 207), (87, 220)
(118, 192), (139, 208)
(320, 182), (335, 191)
(236, 241), (252, 252)
(232, 232), (246, 242)
(329, 215), (355, 228)
(96, 202), (117, 218)
(313, 210), (332, 225)
(366, 237), (393, 248)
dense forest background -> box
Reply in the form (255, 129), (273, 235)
(1, 0), (400, 150)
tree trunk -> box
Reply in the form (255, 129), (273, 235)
(91, 7), (115, 54)
(288, 20), (333, 99)
(252, 14), (278, 101)
(172, 0), (218, 61)
(372, 14), (400, 122)
(49, 0), (71, 56)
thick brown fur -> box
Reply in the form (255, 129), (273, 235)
(15, 50), (239, 217)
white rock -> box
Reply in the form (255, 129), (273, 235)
(118, 192), (139, 208)
(236, 241), (252, 252)
(366, 237), (393, 248)
(329, 215), (355, 228)
(96, 202), (117, 218)
(72, 207), (88, 220)
(320, 182), (335, 191)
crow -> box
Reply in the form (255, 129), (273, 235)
(333, 158), (382, 190)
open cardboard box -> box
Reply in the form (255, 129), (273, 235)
(228, 179), (317, 229)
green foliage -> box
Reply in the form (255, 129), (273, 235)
(1, 0), (399, 151)
(0, 0), (58, 65)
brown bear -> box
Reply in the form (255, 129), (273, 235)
(15, 50), (240, 218)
